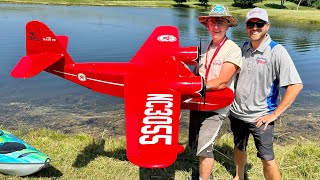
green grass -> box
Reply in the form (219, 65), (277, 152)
(1, 0), (319, 24)
(1, 129), (319, 179)
(231, 1), (320, 24)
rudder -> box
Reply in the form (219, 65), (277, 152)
(11, 21), (75, 78)
(26, 20), (73, 64)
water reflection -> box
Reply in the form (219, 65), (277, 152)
(0, 4), (319, 102)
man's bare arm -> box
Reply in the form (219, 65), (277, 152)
(206, 62), (238, 91)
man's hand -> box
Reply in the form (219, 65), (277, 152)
(256, 83), (303, 130)
(256, 113), (278, 130)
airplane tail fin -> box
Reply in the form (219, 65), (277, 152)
(11, 21), (74, 78)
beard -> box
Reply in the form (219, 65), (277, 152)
(249, 30), (267, 42)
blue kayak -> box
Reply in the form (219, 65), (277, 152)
(0, 129), (50, 176)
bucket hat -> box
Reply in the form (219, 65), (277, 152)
(198, 4), (238, 27)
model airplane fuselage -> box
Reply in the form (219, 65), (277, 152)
(11, 21), (234, 168)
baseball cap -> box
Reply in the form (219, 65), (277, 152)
(245, 7), (269, 23)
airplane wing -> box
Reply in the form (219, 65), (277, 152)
(130, 26), (179, 64)
(122, 25), (226, 168)
(124, 76), (183, 168)
(123, 26), (185, 168)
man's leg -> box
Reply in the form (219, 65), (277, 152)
(251, 121), (280, 180)
(229, 115), (250, 180)
(188, 110), (203, 178)
(196, 113), (223, 180)
(232, 146), (246, 180)
(262, 159), (280, 180)
(199, 157), (214, 180)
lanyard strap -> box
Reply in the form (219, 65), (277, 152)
(204, 37), (228, 82)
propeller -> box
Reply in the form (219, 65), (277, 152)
(198, 38), (207, 110)
(196, 38), (202, 64)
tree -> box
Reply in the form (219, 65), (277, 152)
(173, 0), (187, 5)
(288, 0), (318, 8)
(280, 0), (286, 8)
(233, 0), (257, 7)
(297, 0), (303, 9)
(198, 0), (209, 6)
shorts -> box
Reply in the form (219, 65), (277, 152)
(229, 115), (275, 160)
(188, 110), (224, 158)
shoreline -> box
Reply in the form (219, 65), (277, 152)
(1, 91), (319, 143)
(1, 1), (320, 24)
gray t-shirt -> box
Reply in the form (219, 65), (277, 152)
(230, 35), (302, 122)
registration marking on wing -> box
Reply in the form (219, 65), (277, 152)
(139, 94), (174, 145)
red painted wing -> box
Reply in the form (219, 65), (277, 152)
(123, 26), (199, 168)
(124, 79), (182, 168)
(130, 26), (179, 64)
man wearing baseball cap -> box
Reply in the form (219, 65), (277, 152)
(229, 7), (303, 180)
(187, 4), (242, 180)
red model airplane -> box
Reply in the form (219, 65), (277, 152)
(11, 21), (234, 168)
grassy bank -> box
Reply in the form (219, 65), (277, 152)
(0, 129), (319, 179)
(1, 0), (320, 24)
(1, 96), (320, 179)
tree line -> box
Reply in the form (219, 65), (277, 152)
(173, 0), (320, 9)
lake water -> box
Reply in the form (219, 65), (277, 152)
(1, 4), (320, 111)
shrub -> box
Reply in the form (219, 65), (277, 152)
(232, 0), (259, 8)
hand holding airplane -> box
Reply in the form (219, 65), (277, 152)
(11, 21), (234, 168)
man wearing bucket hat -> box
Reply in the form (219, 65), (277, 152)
(229, 7), (303, 180)
(188, 4), (242, 180)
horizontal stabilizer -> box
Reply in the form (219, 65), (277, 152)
(11, 53), (63, 78)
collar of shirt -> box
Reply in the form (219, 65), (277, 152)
(244, 34), (272, 53)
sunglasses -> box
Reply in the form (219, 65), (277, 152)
(246, 21), (266, 28)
